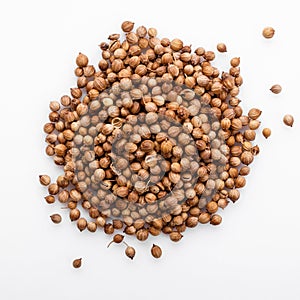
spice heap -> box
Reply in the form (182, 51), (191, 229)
(41, 21), (263, 259)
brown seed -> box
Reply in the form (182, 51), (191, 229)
(96, 216), (106, 227)
(228, 189), (240, 202)
(210, 214), (222, 225)
(87, 222), (97, 232)
(108, 33), (120, 40)
(48, 183), (59, 195)
(72, 258), (82, 269)
(43, 123), (55, 134)
(206, 201), (218, 214)
(58, 190), (69, 203)
(241, 151), (254, 165)
(199, 213), (211, 224)
(77, 218), (87, 231)
(70, 209), (80, 221)
(170, 39), (183, 51)
(45, 195), (55, 204)
(148, 28), (157, 37)
(262, 128), (271, 139)
(244, 129), (256, 141)
(283, 114), (294, 127)
(50, 214), (62, 224)
(136, 229), (149, 241)
(39, 175), (51, 186)
(76, 53), (88, 67)
(217, 43), (227, 53)
(104, 224), (114, 235)
(230, 57), (240, 67)
(270, 84), (282, 94)
(248, 108), (262, 120)
(151, 244), (162, 259)
(49, 101), (60, 112)
(262, 27), (275, 39)
(169, 232), (183, 242)
(107, 234), (124, 247)
(121, 21), (135, 32)
(249, 120), (261, 130)
(186, 216), (198, 228)
(125, 245), (136, 260)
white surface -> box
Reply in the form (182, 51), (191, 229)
(1, 0), (300, 299)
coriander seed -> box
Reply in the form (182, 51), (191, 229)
(151, 244), (162, 259)
(70, 208), (81, 221)
(77, 218), (87, 231)
(262, 128), (271, 139)
(169, 232), (183, 242)
(217, 43), (227, 53)
(210, 214), (222, 225)
(262, 27), (275, 39)
(248, 108), (262, 120)
(124, 243), (136, 260)
(76, 53), (88, 67)
(107, 234), (124, 247)
(45, 195), (55, 204)
(72, 258), (82, 269)
(49, 101), (60, 112)
(50, 214), (62, 224)
(121, 21), (134, 32)
(283, 114), (294, 127)
(39, 175), (51, 186)
(270, 84), (282, 94)
(230, 57), (240, 67)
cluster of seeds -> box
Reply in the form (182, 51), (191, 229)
(40, 21), (268, 260)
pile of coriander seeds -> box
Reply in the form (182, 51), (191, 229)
(40, 21), (262, 261)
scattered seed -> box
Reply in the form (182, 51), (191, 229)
(270, 84), (282, 94)
(73, 258), (82, 268)
(107, 234), (124, 247)
(151, 244), (162, 259)
(262, 128), (271, 139)
(124, 242), (136, 260)
(217, 43), (227, 53)
(50, 214), (62, 224)
(262, 27), (275, 39)
(283, 114), (294, 127)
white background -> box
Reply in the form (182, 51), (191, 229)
(0, 0), (300, 299)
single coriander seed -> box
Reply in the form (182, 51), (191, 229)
(107, 234), (124, 247)
(73, 258), (82, 269)
(230, 57), (240, 67)
(283, 114), (294, 127)
(44, 195), (55, 204)
(76, 53), (88, 67)
(270, 84), (282, 94)
(248, 108), (262, 120)
(77, 218), (87, 231)
(262, 128), (271, 139)
(151, 244), (162, 259)
(121, 21), (135, 32)
(124, 242), (136, 260)
(50, 214), (62, 224)
(262, 27), (275, 39)
(217, 43), (227, 53)
(210, 214), (222, 225)
(39, 175), (51, 186)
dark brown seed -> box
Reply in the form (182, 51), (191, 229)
(50, 214), (62, 224)
(107, 234), (124, 247)
(72, 258), (82, 268)
(151, 244), (162, 259)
